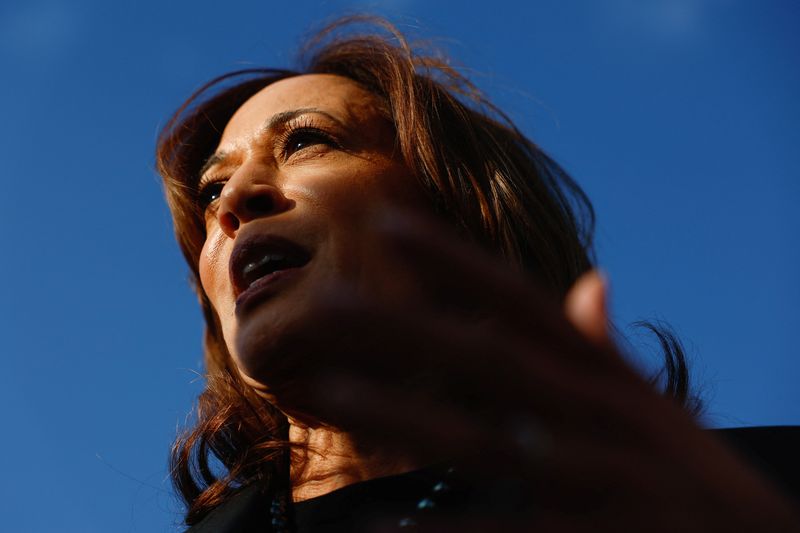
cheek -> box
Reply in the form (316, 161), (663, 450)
(295, 159), (421, 221)
(199, 230), (242, 358)
(199, 228), (231, 312)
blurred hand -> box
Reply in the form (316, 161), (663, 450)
(254, 210), (800, 532)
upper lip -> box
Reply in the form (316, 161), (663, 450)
(229, 233), (312, 298)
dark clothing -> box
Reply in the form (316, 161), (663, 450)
(185, 426), (800, 532)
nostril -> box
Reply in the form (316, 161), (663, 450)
(218, 185), (286, 235)
(222, 212), (240, 232)
(245, 194), (275, 215)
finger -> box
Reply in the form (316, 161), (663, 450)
(331, 283), (647, 413)
(304, 370), (663, 495)
(308, 371), (566, 480)
(307, 372), (495, 462)
(374, 210), (624, 370)
(268, 286), (626, 429)
(265, 282), (655, 442)
(375, 210), (565, 329)
(564, 270), (612, 348)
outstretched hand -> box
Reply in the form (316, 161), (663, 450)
(258, 211), (799, 532)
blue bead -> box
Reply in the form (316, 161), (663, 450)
(416, 498), (435, 510)
(432, 481), (449, 493)
(398, 517), (418, 527)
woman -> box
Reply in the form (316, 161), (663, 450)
(157, 17), (799, 532)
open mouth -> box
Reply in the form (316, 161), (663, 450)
(230, 234), (311, 311)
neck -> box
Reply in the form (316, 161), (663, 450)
(288, 421), (419, 502)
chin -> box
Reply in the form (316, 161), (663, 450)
(236, 311), (330, 424)
(233, 293), (318, 398)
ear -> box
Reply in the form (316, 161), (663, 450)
(564, 270), (611, 347)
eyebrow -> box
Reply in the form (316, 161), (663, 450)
(199, 152), (229, 180)
(198, 107), (344, 179)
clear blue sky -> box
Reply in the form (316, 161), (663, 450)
(1, 1), (797, 531)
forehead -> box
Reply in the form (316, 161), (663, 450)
(219, 73), (382, 147)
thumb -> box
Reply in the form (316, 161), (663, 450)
(564, 269), (611, 347)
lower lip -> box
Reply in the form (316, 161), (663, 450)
(235, 266), (306, 317)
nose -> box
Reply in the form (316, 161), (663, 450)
(216, 172), (292, 238)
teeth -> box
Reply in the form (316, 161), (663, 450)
(243, 253), (286, 276)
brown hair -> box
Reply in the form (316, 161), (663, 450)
(156, 16), (695, 525)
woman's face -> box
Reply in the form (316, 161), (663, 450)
(198, 74), (425, 391)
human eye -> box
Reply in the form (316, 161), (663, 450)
(197, 178), (226, 212)
(279, 122), (339, 160)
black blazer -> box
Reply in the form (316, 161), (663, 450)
(185, 426), (800, 532)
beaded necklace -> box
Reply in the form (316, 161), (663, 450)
(268, 466), (459, 532)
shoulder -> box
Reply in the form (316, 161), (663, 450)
(184, 484), (271, 533)
(713, 426), (800, 500)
